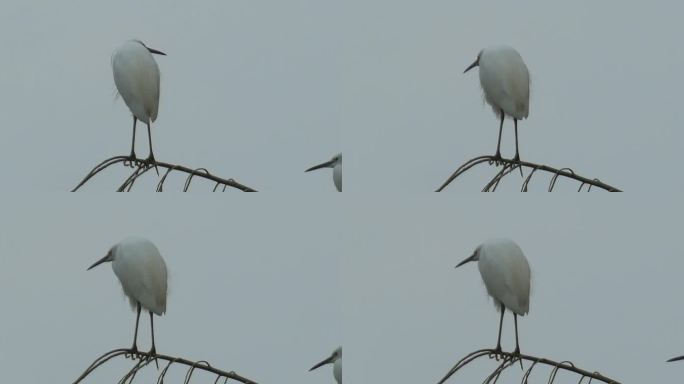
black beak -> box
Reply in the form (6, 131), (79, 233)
(455, 252), (476, 268)
(464, 58), (479, 73)
(668, 355), (684, 362)
(310, 354), (335, 371)
(87, 253), (110, 270)
(147, 47), (167, 56)
(305, 159), (335, 173)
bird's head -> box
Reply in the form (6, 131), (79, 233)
(464, 50), (482, 73)
(87, 248), (115, 270)
(133, 39), (167, 56)
(455, 245), (481, 268)
(305, 154), (341, 173)
(310, 347), (341, 371)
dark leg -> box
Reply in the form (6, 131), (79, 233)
(149, 311), (159, 368)
(513, 314), (521, 354)
(145, 122), (159, 175)
(514, 313), (523, 369)
(130, 303), (141, 355)
(495, 305), (504, 352)
(125, 117), (138, 167)
(493, 111), (504, 165)
(149, 311), (156, 354)
(488, 303), (504, 360)
(513, 119), (523, 176)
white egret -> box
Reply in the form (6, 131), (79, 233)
(88, 237), (168, 359)
(464, 45), (530, 164)
(455, 238), (530, 360)
(310, 347), (342, 384)
(112, 40), (166, 174)
(305, 153), (342, 192)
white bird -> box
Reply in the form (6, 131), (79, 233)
(310, 347), (342, 384)
(88, 237), (168, 358)
(464, 45), (530, 164)
(455, 238), (530, 359)
(305, 153), (342, 192)
(112, 40), (166, 173)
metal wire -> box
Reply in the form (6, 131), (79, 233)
(73, 348), (259, 384)
(436, 155), (621, 192)
(436, 348), (621, 384)
(72, 156), (256, 192)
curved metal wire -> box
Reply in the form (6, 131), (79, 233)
(72, 156), (257, 192)
(436, 349), (621, 384)
(73, 348), (259, 384)
(436, 155), (621, 192)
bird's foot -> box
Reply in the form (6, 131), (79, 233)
(512, 347), (524, 370)
(123, 154), (139, 168)
(490, 152), (503, 167)
(488, 346), (503, 361)
(147, 347), (159, 369)
(125, 346), (140, 360)
(144, 155), (160, 176)
(512, 154), (524, 177)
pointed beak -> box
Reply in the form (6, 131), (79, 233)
(147, 47), (166, 56)
(87, 253), (110, 270)
(464, 58), (479, 73)
(306, 159), (335, 173)
(668, 355), (684, 362)
(455, 252), (476, 268)
(310, 354), (335, 371)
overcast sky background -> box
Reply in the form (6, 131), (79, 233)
(1, 1), (684, 383)
(0, 1), (681, 191)
(0, 196), (342, 383)
(344, 195), (684, 383)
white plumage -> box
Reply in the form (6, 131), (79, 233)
(465, 45), (530, 162)
(476, 239), (530, 315)
(310, 347), (342, 384)
(112, 40), (166, 170)
(477, 46), (530, 120)
(88, 236), (168, 355)
(110, 237), (167, 316)
(456, 238), (531, 355)
(332, 157), (342, 192)
(333, 351), (342, 384)
(306, 153), (342, 192)
(112, 41), (161, 125)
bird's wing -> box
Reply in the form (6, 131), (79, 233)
(502, 62), (530, 119)
(112, 49), (161, 123)
(507, 255), (531, 314)
(478, 254), (528, 315)
(479, 55), (529, 119)
(478, 258), (513, 310)
(112, 255), (167, 315)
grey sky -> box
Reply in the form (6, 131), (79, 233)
(2, 1), (681, 191)
(0, 197), (341, 383)
(1, 1), (683, 383)
(343, 195), (684, 383)
(341, 1), (683, 192)
(0, 1), (344, 192)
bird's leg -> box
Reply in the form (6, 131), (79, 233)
(127, 303), (142, 359)
(149, 311), (159, 369)
(144, 122), (159, 176)
(489, 305), (505, 360)
(513, 119), (523, 177)
(513, 313), (523, 370)
(492, 111), (504, 166)
(124, 117), (138, 168)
